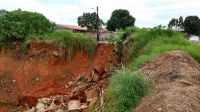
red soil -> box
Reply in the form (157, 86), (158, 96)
(0, 42), (116, 110)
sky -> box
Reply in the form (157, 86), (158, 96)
(1, 0), (200, 28)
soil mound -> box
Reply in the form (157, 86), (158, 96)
(135, 51), (200, 112)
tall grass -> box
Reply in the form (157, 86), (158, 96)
(27, 30), (96, 59)
(128, 27), (200, 70)
(104, 69), (153, 112)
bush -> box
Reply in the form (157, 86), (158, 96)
(104, 69), (153, 112)
(0, 9), (55, 42)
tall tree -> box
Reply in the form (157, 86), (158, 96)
(77, 12), (104, 32)
(178, 16), (184, 31)
(107, 9), (135, 31)
(184, 15), (200, 35)
(168, 16), (184, 31)
(168, 18), (179, 30)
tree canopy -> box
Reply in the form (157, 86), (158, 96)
(184, 16), (200, 35)
(77, 12), (104, 32)
(0, 9), (55, 41)
(168, 16), (184, 31)
(0, 9), (8, 16)
(107, 9), (135, 31)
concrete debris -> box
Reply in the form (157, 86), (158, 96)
(23, 66), (111, 112)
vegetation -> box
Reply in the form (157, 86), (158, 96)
(0, 9), (55, 42)
(168, 15), (200, 35)
(27, 30), (96, 59)
(127, 26), (200, 70)
(0, 9), (8, 16)
(0, 9), (96, 59)
(107, 9), (135, 31)
(104, 69), (153, 112)
(168, 16), (184, 31)
(184, 15), (200, 35)
(77, 12), (104, 32)
(104, 35), (117, 44)
(105, 26), (200, 111)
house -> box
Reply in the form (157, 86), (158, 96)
(56, 24), (87, 32)
(189, 35), (199, 42)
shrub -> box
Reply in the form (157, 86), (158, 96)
(104, 69), (153, 112)
(0, 9), (55, 42)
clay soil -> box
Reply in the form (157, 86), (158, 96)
(0, 42), (116, 111)
(135, 51), (200, 112)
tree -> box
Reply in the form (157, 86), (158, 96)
(0, 9), (8, 16)
(184, 16), (200, 35)
(107, 9), (135, 31)
(168, 16), (184, 31)
(178, 16), (184, 31)
(168, 18), (179, 30)
(0, 9), (55, 41)
(77, 12), (104, 32)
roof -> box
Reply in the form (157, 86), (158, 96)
(56, 24), (87, 31)
(56, 24), (108, 32)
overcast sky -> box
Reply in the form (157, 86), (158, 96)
(1, 0), (200, 28)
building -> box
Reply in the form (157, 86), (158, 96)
(56, 24), (87, 32)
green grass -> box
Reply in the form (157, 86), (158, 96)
(104, 69), (153, 112)
(128, 27), (200, 70)
(27, 30), (96, 59)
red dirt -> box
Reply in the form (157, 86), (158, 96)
(0, 42), (116, 111)
(135, 51), (200, 112)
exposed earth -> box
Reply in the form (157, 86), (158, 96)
(0, 42), (117, 111)
(1, 41), (200, 112)
(135, 51), (200, 112)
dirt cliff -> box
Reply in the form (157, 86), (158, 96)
(0, 42), (116, 111)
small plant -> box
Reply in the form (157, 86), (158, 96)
(104, 69), (153, 112)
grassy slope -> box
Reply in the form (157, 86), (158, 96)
(129, 27), (200, 70)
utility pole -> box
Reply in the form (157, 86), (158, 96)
(96, 6), (99, 43)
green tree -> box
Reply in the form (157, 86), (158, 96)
(184, 15), (200, 35)
(0, 9), (8, 16)
(0, 9), (55, 41)
(77, 12), (104, 32)
(178, 16), (184, 31)
(168, 18), (179, 30)
(168, 16), (184, 31)
(107, 9), (135, 31)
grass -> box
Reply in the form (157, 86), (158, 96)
(104, 69), (153, 112)
(128, 26), (200, 70)
(27, 30), (96, 59)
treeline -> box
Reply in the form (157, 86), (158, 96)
(168, 16), (200, 35)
